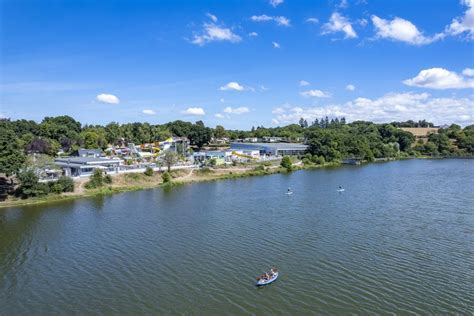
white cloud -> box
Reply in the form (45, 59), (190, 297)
(272, 41), (281, 48)
(220, 81), (245, 91)
(215, 113), (225, 118)
(182, 107), (205, 116)
(223, 106), (250, 114)
(206, 13), (218, 23)
(300, 89), (330, 98)
(96, 93), (120, 104)
(346, 84), (356, 91)
(462, 68), (474, 76)
(444, 0), (474, 40)
(272, 119), (280, 125)
(338, 0), (349, 9)
(371, 15), (442, 45)
(273, 92), (474, 126)
(220, 98), (225, 103)
(403, 67), (474, 89)
(260, 85), (269, 91)
(306, 17), (319, 24)
(299, 80), (310, 86)
(142, 109), (156, 115)
(322, 12), (357, 38)
(250, 15), (291, 26)
(272, 107), (286, 114)
(191, 16), (241, 46)
(269, 0), (284, 7)
(248, 32), (258, 37)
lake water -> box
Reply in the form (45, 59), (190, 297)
(1, 159), (473, 314)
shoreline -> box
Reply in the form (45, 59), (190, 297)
(0, 156), (469, 209)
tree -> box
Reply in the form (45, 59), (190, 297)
(0, 124), (26, 177)
(280, 156), (293, 171)
(16, 169), (49, 198)
(214, 125), (228, 139)
(162, 150), (178, 172)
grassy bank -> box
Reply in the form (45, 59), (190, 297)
(1, 156), (456, 209)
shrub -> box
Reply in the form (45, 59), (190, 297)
(144, 167), (154, 177)
(57, 176), (74, 192)
(253, 165), (265, 171)
(161, 171), (172, 184)
(16, 169), (41, 198)
(50, 183), (64, 194)
(259, 161), (272, 167)
(280, 156), (293, 171)
(104, 174), (112, 184)
(85, 169), (110, 189)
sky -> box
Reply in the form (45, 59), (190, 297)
(1, 0), (473, 129)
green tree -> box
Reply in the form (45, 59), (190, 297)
(161, 171), (172, 184)
(280, 156), (293, 171)
(0, 124), (26, 177)
(162, 150), (178, 172)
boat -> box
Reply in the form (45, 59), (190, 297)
(337, 188), (345, 192)
(286, 191), (293, 195)
(256, 268), (279, 286)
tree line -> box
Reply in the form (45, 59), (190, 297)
(1, 116), (474, 180)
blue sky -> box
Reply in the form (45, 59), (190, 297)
(1, 0), (473, 129)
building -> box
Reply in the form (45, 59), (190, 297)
(54, 157), (123, 177)
(78, 148), (103, 158)
(262, 136), (283, 143)
(230, 142), (308, 156)
(159, 137), (190, 155)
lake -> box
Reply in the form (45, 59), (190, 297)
(1, 159), (473, 314)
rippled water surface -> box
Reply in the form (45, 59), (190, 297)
(1, 159), (473, 314)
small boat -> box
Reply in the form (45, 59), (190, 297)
(337, 188), (345, 192)
(286, 191), (293, 195)
(256, 268), (279, 286)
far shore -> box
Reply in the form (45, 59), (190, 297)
(1, 156), (469, 209)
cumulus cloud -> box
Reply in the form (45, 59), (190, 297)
(250, 15), (291, 26)
(300, 89), (330, 98)
(223, 106), (250, 114)
(269, 0), (284, 7)
(346, 84), (356, 91)
(371, 15), (443, 45)
(306, 17), (319, 24)
(462, 68), (474, 76)
(220, 81), (245, 91)
(273, 92), (474, 126)
(272, 41), (281, 48)
(215, 113), (225, 118)
(191, 15), (241, 46)
(248, 32), (258, 37)
(142, 109), (156, 115)
(322, 12), (357, 38)
(403, 68), (474, 89)
(444, 0), (474, 39)
(96, 93), (120, 104)
(299, 80), (310, 86)
(182, 107), (205, 116)
(272, 119), (280, 125)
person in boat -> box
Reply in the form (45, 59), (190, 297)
(287, 188), (292, 193)
(339, 185), (343, 190)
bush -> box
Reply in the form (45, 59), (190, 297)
(50, 183), (64, 194)
(144, 166), (154, 177)
(16, 169), (42, 198)
(259, 161), (272, 167)
(280, 156), (293, 171)
(57, 176), (74, 192)
(253, 165), (265, 171)
(161, 171), (172, 184)
(104, 174), (112, 184)
(85, 169), (111, 189)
